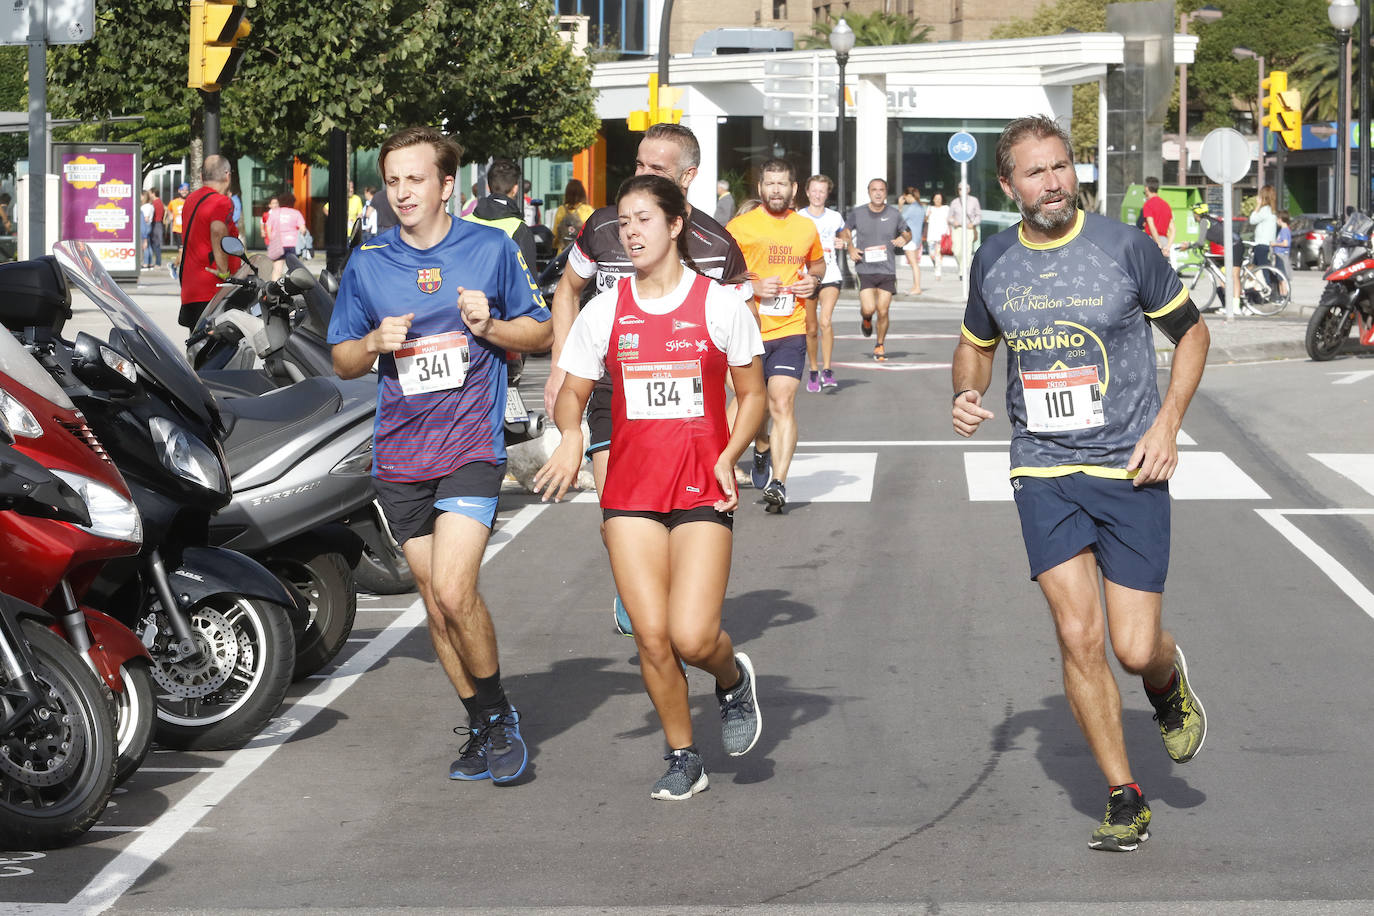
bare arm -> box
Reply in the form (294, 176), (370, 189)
(1129, 315), (1209, 485)
(951, 337), (998, 437)
(532, 373), (597, 502)
(544, 268), (591, 411)
(208, 220), (230, 274)
(714, 357), (767, 511)
(331, 312), (414, 380)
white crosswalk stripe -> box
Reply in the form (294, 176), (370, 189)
(1311, 453), (1374, 496)
(962, 450), (1269, 501)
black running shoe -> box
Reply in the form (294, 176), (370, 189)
(481, 706), (527, 784)
(449, 722), (489, 781)
(762, 479), (786, 513)
(750, 448), (771, 490)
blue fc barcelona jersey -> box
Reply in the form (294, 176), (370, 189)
(328, 217), (550, 482)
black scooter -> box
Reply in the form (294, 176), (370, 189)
(0, 243), (302, 751)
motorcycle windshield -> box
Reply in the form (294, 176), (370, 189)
(52, 241), (218, 430)
(0, 321), (77, 411)
(283, 252), (333, 340)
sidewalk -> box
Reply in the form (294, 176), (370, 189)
(92, 255), (1319, 368)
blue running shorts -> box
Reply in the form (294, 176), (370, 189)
(763, 334), (807, 381)
(373, 460), (505, 543)
(1011, 473), (1171, 593)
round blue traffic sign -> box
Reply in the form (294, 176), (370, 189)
(948, 131), (977, 163)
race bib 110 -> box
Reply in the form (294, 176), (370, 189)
(1020, 365), (1104, 433)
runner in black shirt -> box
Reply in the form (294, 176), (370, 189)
(544, 123), (749, 637)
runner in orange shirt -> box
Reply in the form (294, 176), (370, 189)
(726, 159), (825, 513)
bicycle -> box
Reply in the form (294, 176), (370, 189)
(1175, 240), (1291, 316)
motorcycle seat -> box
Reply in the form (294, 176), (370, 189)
(200, 369), (279, 399)
(217, 377), (343, 477)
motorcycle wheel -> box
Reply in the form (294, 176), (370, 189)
(112, 660), (156, 786)
(145, 596), (295, 751)
(265, 545), (357, 681)
(1305, 295), (1354, 361)
(352, 526), (414, 596)
(0, 622), (116, 849)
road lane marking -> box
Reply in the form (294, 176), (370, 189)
(963, 451), (1269, 501)
(774, 453), (877, 503)
(1329, 370), (1374, 384)
(1311, 453), (1374, 497)
(1257, 508), (1374, 622)
(69, 502), (549, 914)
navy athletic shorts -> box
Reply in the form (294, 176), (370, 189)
(586, 377), (613, 457)
(1011, 473), (1171, 593)
(763, 334), (806, 381)
(373, 460), (506, 544)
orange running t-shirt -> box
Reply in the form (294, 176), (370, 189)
(726, 207), (822, 341)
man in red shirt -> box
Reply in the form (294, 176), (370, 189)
(1141, 176), (1173, 260)
(177, 154), (241, 328)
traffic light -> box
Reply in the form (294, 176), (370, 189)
(626, 75), (683, 131)
(188, 0), (251, 92)
(1262, 70), (1303, 150)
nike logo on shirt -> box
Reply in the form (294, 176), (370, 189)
(361, 243), (389, 250)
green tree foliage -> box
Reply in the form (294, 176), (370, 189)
(0, 47), (27, 177)
(45, 0), (598, 173)
(798, 11), (933, 49)
(1183, 0), (1331, 132)
(990, 0), (1116, 162)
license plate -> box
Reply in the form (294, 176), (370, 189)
(505, 387), (530, 424)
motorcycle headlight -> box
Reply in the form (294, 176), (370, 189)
(148, 417), (228, 495)
(49, 469), (143, 544)
(0, 389), (42, 438)
(330, 437), (372, 476)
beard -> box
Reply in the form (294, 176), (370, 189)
(764, 194), (791, 215)
(1012, 185), (1078, 233)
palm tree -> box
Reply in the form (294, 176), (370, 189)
(1291, 42), (1370, 123)
(798, 12), (933, 49)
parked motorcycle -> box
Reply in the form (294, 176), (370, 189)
(0, 329), (154, 784)
(0, 243), (300, 751)
(188, 242), (413, 597)
(0, 429), (117, 849)
(1306, 211), (1374, 361)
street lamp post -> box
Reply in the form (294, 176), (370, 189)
(1331, 0), (1359, 217)
(1232, 47), (1265, 193)
(1177, 6), (1223, 185)
(1362, 0), (1371, 211)
(829, 19), (854, 215)
(829, 18), (855, 289)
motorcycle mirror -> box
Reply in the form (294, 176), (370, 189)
(220, 236), (247, 259)
(318, 269), (339, 296)
(71, 331), (138, 396)
(285, 266), (317, 292)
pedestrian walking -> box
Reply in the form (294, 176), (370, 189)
(951, 115), (1210, 852)
(542, 122), (749, 638)
(899, 187), (927, 294)
(264, 190), (307, 281)
(798, 174), (845, 390)
(726, 158), (824, 513)
(176, 156), (241, 329)
(948, 181), (981, 280)
(535, 174), (767, 800)
(328, 126), (552, 785)
(841, 178), (910, 361)
(925, 192), (949, 278)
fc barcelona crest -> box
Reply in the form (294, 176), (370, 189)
(416, 268), (443, 294)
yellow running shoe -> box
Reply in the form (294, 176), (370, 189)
(1148, 646), (1207, 763)
(1089, 784), (1152, 852)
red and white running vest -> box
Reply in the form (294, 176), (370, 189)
(602, 273), (730, 512)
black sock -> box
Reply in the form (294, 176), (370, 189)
(472, 670), (507, 715)
(715, 670), (744, 697)
(459, 693), (481, 725)
(671, 744), (698, 755)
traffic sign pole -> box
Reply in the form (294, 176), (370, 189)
(947, 132), (978, 301)
(1200, 127), (1251, 322)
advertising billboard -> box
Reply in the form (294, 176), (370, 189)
(55, 143), (141, 279)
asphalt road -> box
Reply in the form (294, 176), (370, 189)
(6, 268), (1374, 914)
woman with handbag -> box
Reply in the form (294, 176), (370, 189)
(264, 190), (306, 280)
(925, 192), (950, 279)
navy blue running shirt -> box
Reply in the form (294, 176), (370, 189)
(328, 218), (550, 482)
(961, 210), (1187, 477)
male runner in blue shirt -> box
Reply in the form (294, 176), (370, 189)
(329, 126), (551, 785)
(951, 115), (1210, 852)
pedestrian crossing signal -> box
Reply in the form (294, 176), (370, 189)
(189, 0), (251, 92)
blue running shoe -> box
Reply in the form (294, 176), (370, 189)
(614, 594), (634, 637)
(449, 722), (490, 781)
(482, 706), (528, 784)
(750, 448), (771, 490)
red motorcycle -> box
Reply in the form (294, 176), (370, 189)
(1306, 211), (1374, 360)
(0, 329), (154, 785)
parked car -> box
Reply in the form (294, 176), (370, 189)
(1291, 215), (1336, 270)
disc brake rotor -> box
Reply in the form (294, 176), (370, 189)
(148, 607), (240, 698)
(0, 677), (87, 787)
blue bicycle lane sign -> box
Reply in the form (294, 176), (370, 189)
(948, 131), (977, 163)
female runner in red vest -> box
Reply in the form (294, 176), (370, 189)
(535, 174), (768, 800)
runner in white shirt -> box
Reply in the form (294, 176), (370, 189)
(798, 175), (846, 390)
